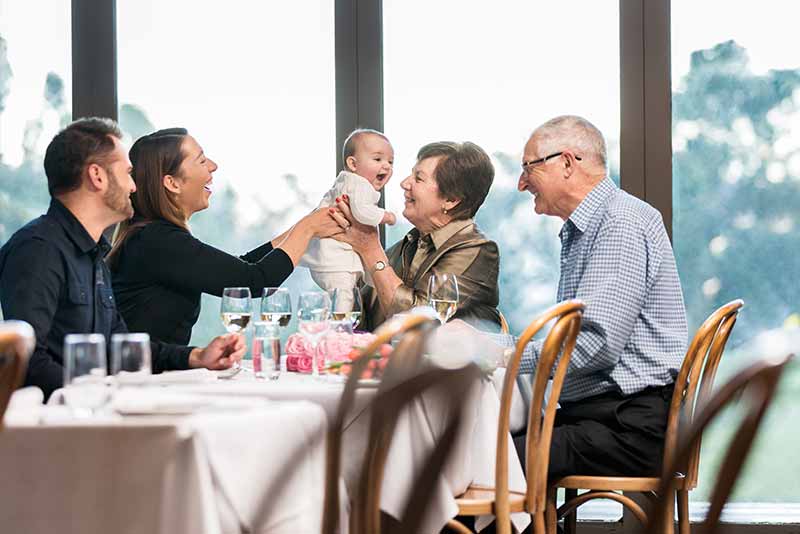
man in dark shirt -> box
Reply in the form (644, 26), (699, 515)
(0, 117), (244, 399)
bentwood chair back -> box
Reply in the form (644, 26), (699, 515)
(353, 328), (482, 534)
(0, 320), (35, 429)
(652, 353), (793, 534)
(549, 299), (744, 534)
(446, 299), (584, 534)
(321, 313), (440, 534)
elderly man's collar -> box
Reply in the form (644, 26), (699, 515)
(567, 178), (617, 233)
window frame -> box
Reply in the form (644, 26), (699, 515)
(69, 0), (800, 527)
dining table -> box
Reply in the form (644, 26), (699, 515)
(1, 363), (531, 534)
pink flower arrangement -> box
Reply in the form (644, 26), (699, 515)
(285, 332), (378, 374)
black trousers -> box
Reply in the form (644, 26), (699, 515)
(513, 384), (674, 480)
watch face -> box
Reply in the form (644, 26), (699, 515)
(375, 261), (386, 271)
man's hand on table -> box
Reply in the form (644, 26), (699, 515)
(188, 333), (246, 370)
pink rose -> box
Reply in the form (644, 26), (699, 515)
(285, 333), (313, 356)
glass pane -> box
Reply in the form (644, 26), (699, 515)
(0, 0), (71, 246)
(672, 0), (800, 503)
(118, 1), (335, 346)
(384, 0), (620, 333)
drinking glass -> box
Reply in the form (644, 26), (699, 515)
(111, 333), (152, 384)
(297, 291), (331, 378)
(63, 333), (109, 416)
(330, 287), (363, 329)
(260, 287), (292, 327)
(252, 321), (281, 380)
(427, 273), (459, 324)
(221, 287), (252, 369)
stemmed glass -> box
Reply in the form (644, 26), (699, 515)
(111, 333), (152, 384)
(260, 287), (292, 326)
(221, 287), (252, 370)
(63, 333), (109, 416)
(427, 273), (459, 324)
(330, 287), (363, 330)
(297, 291), (331, 379)
(260, 287), (292, 379)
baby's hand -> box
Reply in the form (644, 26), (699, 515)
(383, 211), (397, 226)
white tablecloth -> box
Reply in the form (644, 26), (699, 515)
(178, 370), (531, 533)
(0, 398), (327, 534)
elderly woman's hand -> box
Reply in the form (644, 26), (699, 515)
(330, 195), (381, 255)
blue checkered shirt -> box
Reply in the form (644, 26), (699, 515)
(491, 178), (687, 402)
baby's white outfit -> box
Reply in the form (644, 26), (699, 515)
(300, 171), (386, 299)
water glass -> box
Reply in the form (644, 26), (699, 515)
(427, 273), (460, 324)
(111, 333), (152, 384)
(297, 291), (331, 378)
(330, 287), (363, 329)
(252, 321), (281, 379)
(63, 333), (108, 416)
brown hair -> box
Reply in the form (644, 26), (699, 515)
(107, 128), (189, 269)
(342, 128), (390, 169)
(44, 117), (122, 196)
(416, 141), (494, 221)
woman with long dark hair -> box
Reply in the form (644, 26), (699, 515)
(108, 128), (340, 344)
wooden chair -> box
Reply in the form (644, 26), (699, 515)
(651, 353), (794, 534)
(0, 320), (35, 429)
(321, 312), (441, 534)
(498, 311), (510, 334)
(353, 334), (483, 534)
(446, 299), (585, 534)
(549, 299), (744, 534)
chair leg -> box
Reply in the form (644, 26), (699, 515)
(545, 487), (558, 534)
(564, 489), (578, 534)
(676, 489), (690, 534)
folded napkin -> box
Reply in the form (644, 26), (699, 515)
(3, 386), (45, 425)
(147, 368), (218, 385)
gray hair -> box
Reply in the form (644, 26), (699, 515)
(342, 128), (390, 167)
(531, 115), (607, 169)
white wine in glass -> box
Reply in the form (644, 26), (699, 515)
(221, 287), (252, 369)
(427, 273), (459, 324)
(330, 287), (363, 329)
(260, 287), (292, 327)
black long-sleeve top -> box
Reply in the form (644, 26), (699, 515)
(110, 219), (294, 345)
(0, 200), (192, 400)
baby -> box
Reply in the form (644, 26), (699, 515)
(300, 129), (396, 304)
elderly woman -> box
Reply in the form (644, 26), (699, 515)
(333, 141), (501, 331)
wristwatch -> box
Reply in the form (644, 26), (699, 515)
(371, 260), (387, 275)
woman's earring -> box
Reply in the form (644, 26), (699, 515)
(442, 205), (448, 215)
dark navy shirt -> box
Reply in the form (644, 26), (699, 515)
(0, 199), (191, 398)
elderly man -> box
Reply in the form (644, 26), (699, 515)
(0, 118), (245, 399)
(496, 115), (688, 479)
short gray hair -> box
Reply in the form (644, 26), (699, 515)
(531, 115), (607, 169)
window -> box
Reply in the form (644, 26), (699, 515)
(0, 0), (70, 245)
(672, 0), (800, 503)
(117, 0), (336, 345)
(383, 0), (620, 333)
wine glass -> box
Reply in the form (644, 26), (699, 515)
(329, 287), (363, 330)
(111, 333), (152, 384)
(427, 273), (459, 324)
(260, 287), (292, 327)
(297, 291), (331, 379)
(63, 333), (109, 416)
(260, 287), (292, 378)
(221, 287), (252, 369)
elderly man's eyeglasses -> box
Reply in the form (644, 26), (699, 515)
(521, 152), (582, 176)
